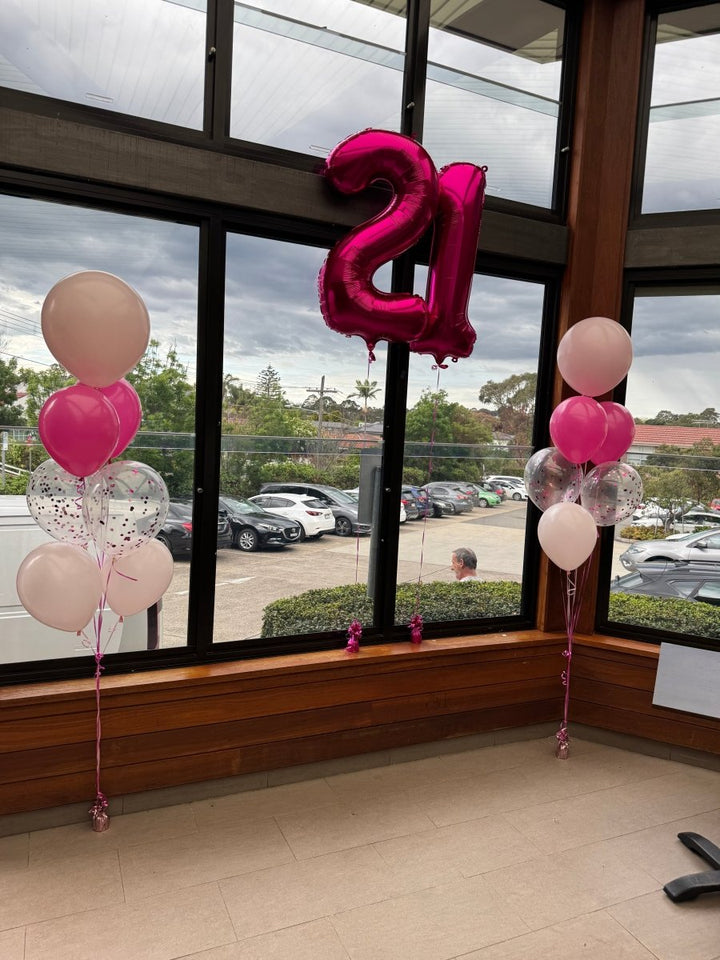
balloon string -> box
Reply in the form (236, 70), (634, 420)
(557, 558), (593, 755)
(411, 366), (442, 639)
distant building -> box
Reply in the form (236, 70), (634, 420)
(628, 424), (720, 464)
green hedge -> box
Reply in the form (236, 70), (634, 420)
(608, 593), (720, 640)
(261, 580), (522, 637)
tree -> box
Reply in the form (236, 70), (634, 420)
(0, 353), (25, 426)
(348, 378), (380, 431)
(255, 364), (283, 400)
(20, 364), (73, 425)
(126, 340), (195, 432)
(478, 372), (537, 446)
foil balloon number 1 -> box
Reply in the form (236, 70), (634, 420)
(318, 129), (486, 366)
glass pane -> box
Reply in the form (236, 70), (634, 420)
(396, 272), (544, 627)
(0, 0), (207, 128)
(217, 234), (387, 643)
(0, 194), (199, 664)
(606, 288), (720, 644)
(643, 4), (720, 212)
(230, 0), (405, 154)
(426, 0), (565, 207)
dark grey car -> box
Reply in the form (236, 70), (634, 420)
(611, 561), (720, 606)
(259, 482), (371, 536)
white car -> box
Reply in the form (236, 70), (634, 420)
(248, 493), (335, 540)
(493, 479), (528, 501)
(344, 488), (407, 522)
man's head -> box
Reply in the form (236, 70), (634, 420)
(451, 546), (477, 580)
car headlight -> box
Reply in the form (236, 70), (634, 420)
(257, 522), (282, 532)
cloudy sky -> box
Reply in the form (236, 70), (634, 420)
(0, 0), (718, 421)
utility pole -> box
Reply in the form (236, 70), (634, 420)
(305, 376), (340, 469)
(305, 375), (340, 439)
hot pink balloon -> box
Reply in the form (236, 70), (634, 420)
(410, 162), (486, 366)
(41, 271), (150, 387)
(99, 379), (143, 459)
(549, 396), (608, 465)
(557, 316), (633, 397)
(537, 501), (598, 571)
(589, 401), (635, 464)
(318, 129), (439, 356)
(38, 384), (120, 478)
(16, 541), (103, 632)
(103, 538), (174, 617)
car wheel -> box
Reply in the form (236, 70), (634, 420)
(335, 516), (353, 536)
(445, 503), (455, 515)
(297, 524), (307, 542)
(512, 491), (522, 501)
(478, 498), (489, 508)
(234, 527), (259, 551)
(156, 533), (174, 557)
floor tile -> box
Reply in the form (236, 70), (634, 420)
(120, 817), (294, 901)
(121, 772), (268, 814)
(178, 919), (350, 960)
(482, 840), (660, 930)
(24, 881), (235, 960)
(373, 813), (543, 878)
(458, 909), (659, 959)
(192, 778), (337, 830)
(609, 889), (720, 960)
(330, 874), (530, 960)
(275, 796), (435, 860)
(324, 755), (455, 803)
(28, 802), (198, 865)
(0, 832), (28, 869)
(0, 926), (26, 960)
(0, 850), (123, 930)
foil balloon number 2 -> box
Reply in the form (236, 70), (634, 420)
(318, 129), (486, 366)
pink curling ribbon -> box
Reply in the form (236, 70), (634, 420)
(555, 560), (592, 760)
(346, 618), (362, 653)
(409, 613), (424, 644)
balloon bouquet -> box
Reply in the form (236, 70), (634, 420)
(15, 271), (174, 830)
(524, 316), (643, 759)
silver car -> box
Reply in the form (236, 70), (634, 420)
(620, 529), (720, 569)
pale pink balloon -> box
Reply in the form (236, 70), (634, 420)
(589, 401), (635, 464)
(38, 383), (120, 478)
(41, 271), (150, 388)
(549, 395), (608, 465)
(557, 317), (633, 397)
(99, 379), (143, 459)
(537, 501), (598, 571)
(103, 538), (174, 617)
(16, 542), (103, 632)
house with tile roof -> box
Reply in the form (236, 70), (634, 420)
(628, 424), (720, 463)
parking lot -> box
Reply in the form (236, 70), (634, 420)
(160, 501), (630, 646)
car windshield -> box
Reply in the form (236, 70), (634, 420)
(221, 497), (266, 517)
(325, 489), (356, 504)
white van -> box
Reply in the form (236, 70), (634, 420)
(0, 495), (159, 664)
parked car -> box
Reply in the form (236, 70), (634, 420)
(486, 475), (525, 487)
(420, 483), (473, 515)
(157, 500), (232, 558)
(670, 510), (720, 534)
(466, 484), (501, 508)
(248, 493), (335, 540)
(344, 488), (411, 523)
(620, 528), (720, 569)
(611, 561), (720, 606)
(401, 484), (432, 519)
(711, 498), (720, 512)
(492, 479), (528, 501)
(218, 495), (302, 551)
(477, 480), (506, 500)
(259, 483), (371, 537)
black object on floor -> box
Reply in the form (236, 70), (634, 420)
(664, 832), (720, 902)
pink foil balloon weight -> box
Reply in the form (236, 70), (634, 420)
(557, 316), (633, 398)
(410, 162), (486, 365)
(41, 271), (150, 388)
(318, 129), (439, 355)
(589, 401), (635, 464)
(549, 396), (608, 465)
(99, 379), (143, 459)
(39, 383), (120, 478)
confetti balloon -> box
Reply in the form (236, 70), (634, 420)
(524, 447), (583, 511)
(580, 461), (643, 527)
(26, 458), (91, 546)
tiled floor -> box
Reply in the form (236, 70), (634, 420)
(1, 734), (719, 960)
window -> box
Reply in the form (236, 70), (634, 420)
(426, 0), (567, 207)
(0, 0), (207, 128)
(0, 194), (199, 667)
(641, 3), (720, 213)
